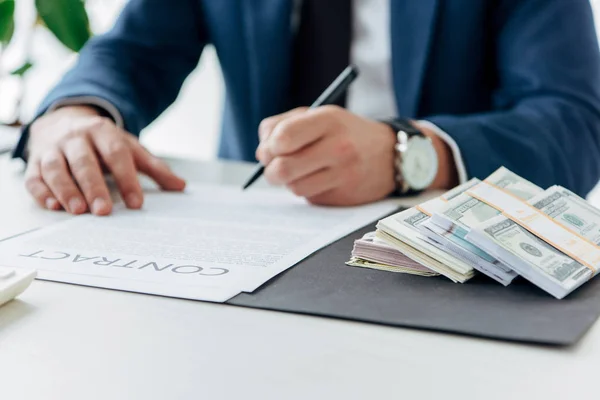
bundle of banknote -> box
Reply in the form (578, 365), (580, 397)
(346, 232), (439, 276)
(417, 167), (543, 285)
(373, 179), (481, 283)
(465, 183), (600, 299)
(349, 166), (600, 299)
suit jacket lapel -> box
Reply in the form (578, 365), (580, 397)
(390, 0), (439, 118)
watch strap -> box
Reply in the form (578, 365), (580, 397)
(382, 118), (424, 139)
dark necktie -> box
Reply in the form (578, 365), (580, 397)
(289, 0), (352, 109)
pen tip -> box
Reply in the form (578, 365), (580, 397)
(242, 178), (254, 190)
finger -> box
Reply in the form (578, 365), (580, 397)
(40, 151), (87, 214)
(255, 141), (274, 166)
(93, 131), (143, 209)
(286, 167), (342, 199)
(24, 160), (61, 210)
(258, 107), (308, 142)
(257, 107), (309, 164)
(128, 138), (186, 191)
(263, 135), (342, 185)
(62, 137), (112, 215)
(265, 106), (342, 157)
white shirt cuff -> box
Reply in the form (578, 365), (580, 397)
(47, 96), (124, 128)
(417, 120), (468, 185)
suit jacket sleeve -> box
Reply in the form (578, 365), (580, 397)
(34, 0), (207, 137)
(426, 0), (600, 197)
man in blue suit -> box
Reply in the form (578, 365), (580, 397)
(15, 0), (600, 215)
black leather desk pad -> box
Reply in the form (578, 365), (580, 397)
(228, 221), (600, 346)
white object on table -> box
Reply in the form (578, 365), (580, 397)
(0, 266), (36, 308)
(1, 154), (600, 400)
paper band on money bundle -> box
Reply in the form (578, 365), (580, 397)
(468, 182), (600, 270)
(465, 182), (600, 299)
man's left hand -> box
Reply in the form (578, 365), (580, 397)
(256, 106), (397, 206)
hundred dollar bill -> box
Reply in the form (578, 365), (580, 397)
(414, 178), (517, 285)
(428, 167), (543, 241)
(530, 186), (600, 245)
(466, 215), (591, 299)
(416, 167), (541, 285)
(376, 180), (480, 282)
(485, 166), (544, 201)
(418, 221), (517, 285)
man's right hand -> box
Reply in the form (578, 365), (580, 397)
(25, 105), (186, 216)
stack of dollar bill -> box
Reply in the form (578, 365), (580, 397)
(348, 166), (600, 299)
(346, 232), (439, 276)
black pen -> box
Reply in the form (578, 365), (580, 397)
(242, 65), (360, 190)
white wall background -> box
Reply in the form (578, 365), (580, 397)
(4, 0), (600, 166)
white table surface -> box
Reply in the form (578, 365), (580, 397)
(0, 154), (599, 400)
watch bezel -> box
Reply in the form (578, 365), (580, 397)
(401, 135), (438, 191)
(384, 118), (438, 194)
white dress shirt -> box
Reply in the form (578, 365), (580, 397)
(347, 0), (467, 184)
(50, 0), (467, 184)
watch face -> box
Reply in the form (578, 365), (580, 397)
(401, 137), (438, 191)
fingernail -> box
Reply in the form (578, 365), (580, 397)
(68, 198), (85, 214)
(175, 179), (186, 191)
(45, 197), (59, 210)
(91, 198), (109, 215)
(126, 193), (142, 209)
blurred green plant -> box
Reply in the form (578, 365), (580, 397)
(0, 0), (92, 125)
(0, 0), (15, 47)
(1, 0), (91, 52)
(35, 0), (92, 52)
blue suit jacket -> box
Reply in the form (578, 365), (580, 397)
(30, 0), (600, 196)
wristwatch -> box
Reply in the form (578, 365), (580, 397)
(383, 119), (438, 195)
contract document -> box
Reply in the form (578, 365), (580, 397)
(0, 185), (397, 302)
